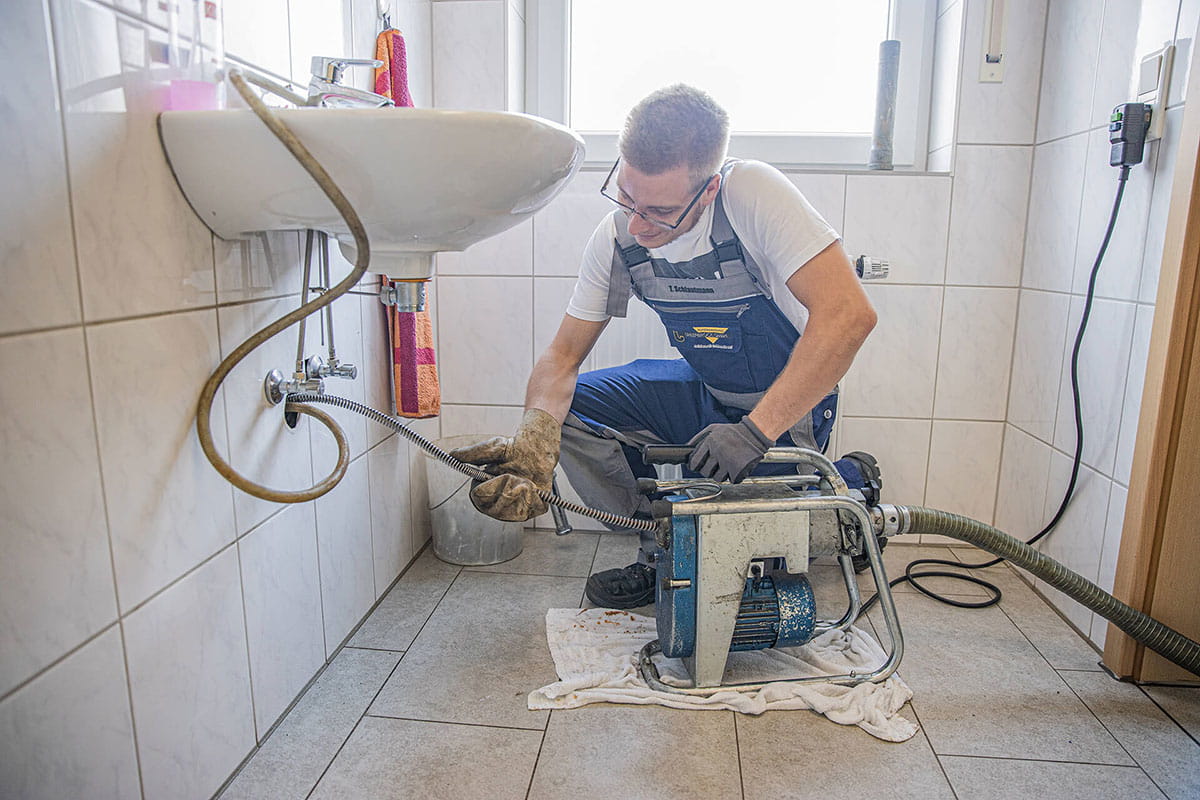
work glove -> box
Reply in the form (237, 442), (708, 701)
(448, 409), (561, 522)
(686, 417), (774, 483)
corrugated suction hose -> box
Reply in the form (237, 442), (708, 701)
(193, 69), (368, 503)
(892, 505), (1200, 677)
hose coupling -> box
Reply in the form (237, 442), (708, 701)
(871, 503), (910, 538)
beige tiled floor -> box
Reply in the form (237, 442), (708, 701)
(219, 536), (1200, 800)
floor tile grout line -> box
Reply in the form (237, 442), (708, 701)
(343, 645), (407, 654)
(302, 655), (407, 800)
(910, 702), (960, 800)
(1041, 673), (1153, 780)
(362, 712), (547, 734)
(931, 751), (1166, 769)
(732, 712), (746, 800)
(524, 712), (553, 800)
(1137, 687), (1200, 748)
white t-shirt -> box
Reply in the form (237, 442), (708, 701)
(566, 159), (839, 335)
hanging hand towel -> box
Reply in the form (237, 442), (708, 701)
(385, 279), (440, 418)
(374, 27), (413, 107)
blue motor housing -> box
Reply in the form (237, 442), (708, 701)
(656, 513), (817, 659)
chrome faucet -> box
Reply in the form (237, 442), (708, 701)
(307, 56), (394, 108)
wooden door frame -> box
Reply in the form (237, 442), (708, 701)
(1103, 31), (1200, 682)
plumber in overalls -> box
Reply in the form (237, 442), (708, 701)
(452, 84), (881, 609)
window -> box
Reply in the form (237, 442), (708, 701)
(527, 0), (936, 169)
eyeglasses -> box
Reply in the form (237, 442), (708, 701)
(599, 159), (713, 231)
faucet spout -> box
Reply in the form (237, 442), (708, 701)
(307, 56), (394, 108)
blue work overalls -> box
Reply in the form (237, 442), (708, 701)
(559, 162), (849, 559)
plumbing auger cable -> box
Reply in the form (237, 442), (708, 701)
(286, 392), (658, 532)
(883, 505), (1200, 677)
(193, 69), (368, 502)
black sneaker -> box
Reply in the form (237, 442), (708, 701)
(585, 563), (656, 609)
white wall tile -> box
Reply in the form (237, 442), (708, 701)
(439, 404), (525, 439)
(1073, 127), (1155, 301)
(934, 287), (1019, 420)
(1035, 451), (1112, 632)
(1036, 0), (1104, 142)
(1007, 289), (1071, 441)
(217, 297), (316, 534)
(88, 310), (238, 611)
(506, 1), (524, 110)
(1091, 0), (1143, 129)
(54, 0), (217, 322)
(947, 145), (1032, 286)
(841, 285), (943, 418)
(929, 0), (964, 154)
(837, 418), (932, 507)
(224, 0), (292, 77)
(214, 231), (304, 304)
(1022, 133), (1088, 293)
(1172, 0), (1200, 106)
(844, 176), (952, 284)
(1089, 482), (1129, 647)
(124, 546), (255, 800)
(437, 276), (533, 405)
(532, 276), (578, 360)
(239, 503), (326, 734)
(1113, 303), (1154, 486)
(367, 434), (415, 593)
(533, 169), (611, 276)
(925, 420), (1004, 524)
(0, 330), (116, 695)
(788, 174), (846, 233)
(1141, 105), (1186, 304)
(406, 416), (440, 554)
(0, 628), (140, 800)
(956, 0), (1048, 145)
(994, 424), (1054, 540)
(289, 0), (353, 84)
(314, 456), (376, 654)
(437, 219), (533, 275)
(432, 0), (506, 109)
(1051, 297), (1137, 476)
(0, 0), (81, 335)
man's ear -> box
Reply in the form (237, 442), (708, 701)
(700, 173), (722, 206)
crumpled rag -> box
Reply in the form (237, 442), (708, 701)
(529, 607), (917, 742)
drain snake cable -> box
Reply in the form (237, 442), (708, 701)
(196, 73), (1199, 676)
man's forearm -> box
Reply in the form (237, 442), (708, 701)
(524, 351), (582, 424)
(747, 309), (875, 440)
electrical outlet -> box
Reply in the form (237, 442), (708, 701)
(1135, 43), (1175, 142)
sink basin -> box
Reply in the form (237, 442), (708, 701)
(159, 107), (585, 278)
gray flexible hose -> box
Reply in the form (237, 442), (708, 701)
(288, 392), (658, 532)
(894, 505), (1200, 677)
(193, 70), (365, 503)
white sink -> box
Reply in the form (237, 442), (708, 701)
(159, 107), (585, 278)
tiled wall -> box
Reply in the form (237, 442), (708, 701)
(997, 0), (1197, 648)
(0, 1), (436, 798)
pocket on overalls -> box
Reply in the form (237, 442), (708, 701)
(657, 308), (757, 393)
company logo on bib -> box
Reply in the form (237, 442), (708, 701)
(693, 326), (728, 344)
(669, 324), (739, 351)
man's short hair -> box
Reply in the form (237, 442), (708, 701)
(619, 84), (730, 187)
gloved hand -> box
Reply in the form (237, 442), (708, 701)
(687, 416), (774, 483)
(448, 408), (561, 522)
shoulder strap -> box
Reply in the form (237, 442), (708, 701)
(711, 160), (773, 300)
(606, 212), (646, 318)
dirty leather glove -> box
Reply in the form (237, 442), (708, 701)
(687, 416), (774, 483)
(448, 409), (561, 522)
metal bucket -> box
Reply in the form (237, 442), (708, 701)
(423, 434), (524, 566)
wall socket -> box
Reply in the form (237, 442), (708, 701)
(1136, 43), (1175, 142)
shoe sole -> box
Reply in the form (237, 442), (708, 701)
(584, 575), (655, 610)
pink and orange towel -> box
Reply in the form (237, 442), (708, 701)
(385, 280), (440, 418)
(374, 28), (413, 108)
(375, 29), (439, 417)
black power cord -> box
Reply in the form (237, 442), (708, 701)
(858, 163), (1134, 617)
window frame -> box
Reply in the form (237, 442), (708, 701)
(525, 0), (938, 170)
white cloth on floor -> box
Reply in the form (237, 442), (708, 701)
(528, 607), (917, 742)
